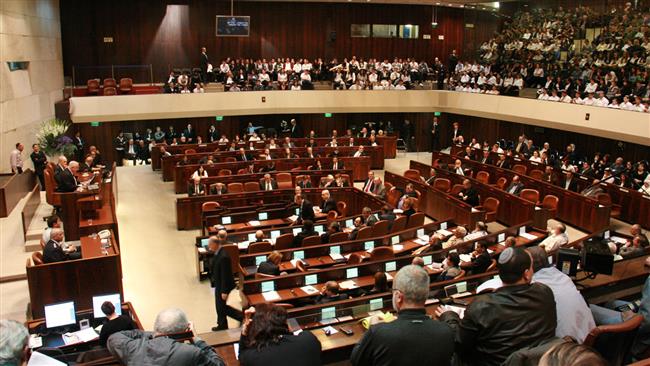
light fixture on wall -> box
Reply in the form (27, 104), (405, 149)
(431, 4), (438, 29)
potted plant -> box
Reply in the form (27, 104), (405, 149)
(35, 118), (77, 162)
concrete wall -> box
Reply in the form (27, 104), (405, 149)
(1, 0), (64, 172)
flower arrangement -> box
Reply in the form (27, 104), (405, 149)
(35, 118), (77, 158)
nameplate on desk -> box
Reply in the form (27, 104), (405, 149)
(497, 233), (505, 243)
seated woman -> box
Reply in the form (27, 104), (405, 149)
(191, 165), (208, 179)
(401, 197), (416, 218)
(239, 304), (322, 366)
(257, 251), (283, 276)
(364, 272), (389, 296)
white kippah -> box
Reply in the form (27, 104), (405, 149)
(499, 247), (514, 264)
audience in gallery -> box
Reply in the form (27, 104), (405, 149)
(447, 3), (650, 113)
(107, 307), (225, 365)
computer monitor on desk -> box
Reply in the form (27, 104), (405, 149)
(92, 293), (121, 318)
(44, 301), (76, 329)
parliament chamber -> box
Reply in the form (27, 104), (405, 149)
(1, 0), (649, 365)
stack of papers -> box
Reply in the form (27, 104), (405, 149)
(441, 305), (466, 318)
(436, 229), (453, 236)
(330, 253), (344, 261)
(392, 244), (404, 251)
(300, 285), (319, 294)
(198, 247), (207, 254)
(287, 215), (298, 222)
(248, 220), (261, 226)
(459, 254), (473, 263)
(393, 209), (404, 214)
(414, 238), (429, 245)
(428, 262), (443, 270)
(519, 232), (538, 240)
(425, 298), (440, 305)
(237, 241), (250, 250)
(63, 327), (98, 345)
(610, 236), (628, 245)
(262, 291), (281, 301)
(339, 280), (357, 290)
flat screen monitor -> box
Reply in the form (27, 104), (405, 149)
(346, 268), (358, 279)
(315, 225), (325, 235)
(270, 230), (281, 239)
(258, 212), (268, 221)
(417, 229), (425, 237)
(391, 236), (399, 245)
(369, 298), (383, 311)
(293, 227), (302, 236)
(330, 246), (341, 255)
(248, 233), (257, 242)
(345, 219), (353, 228)
(294, 208), (300, 216)
(45, 301), (76, 329)
(385, 261), (397, 272)
(222, 216), (232, 225)
(440, 222), (448, 230)
(200, 238), (209, 248)
(255, 256), (266, 266)
(305, 274), (318, 285)
(321, 306), (336, 320)
(294, 250), (305, 260)
(216, 16), (251, 37)
(497, 233), (505, 243)
(261, 281), (274, 293)
(92, 294), (122, 318)
(423, 256), (433, 265)
(364, 241), (374, 251)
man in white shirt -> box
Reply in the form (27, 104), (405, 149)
(584, 79), (598, 94)
(595, 91), (609, 107)
(539, 224), (569, 253)
(353, 146), (365, 158)
(559, 90), (572, 103)
(10, 143), (24, 173)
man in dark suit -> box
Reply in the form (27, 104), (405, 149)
(200, 47), (209, 83)
(397, 183), (418, 209)
(361, 171), (375, 193)
(579, 162), (594, 178)
(450, 122), (463, 146)
(30, 144), (47, 190)
(259, 174), (278, 191)
(43, 228), (80, 263)
(378, 205), (396, 223)
(303, 147), (319, 159)
(56, 161), (80, 193)
(331, 157), (344, 170)
(505, 175), (525, 195)
(297, 176), (313, 188)
(351, 265), (454, 366)
(182, 123), (196, 142)
(54, 156), (67, 181)
(431, 117), (441, 152)
(319, 190), (337, 213)
(294, 194), (315, 225)
(79, 156), (95, 173)
(293, 220), (318, 247)
(352, 146), (367, 158)
(316, 281), (349, 304)
(561, 171), (578, 192)
(210, 182), (228, 195)
(73, 131), (84, 162)
(478, 150), (492, 165)
(208, 231), (242, 331)
(362, 207), (378, 226)
(236, 148), (253, 162)
(461, 241), (492, 275)
(188, 176), (205, 196)
(458, 179), (480, 207)
(495, 155), (510, 170)
(289, 119), (303, 138)
(321, 222), (341, 244)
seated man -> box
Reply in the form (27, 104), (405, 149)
(0, 320), (30, 365)
(43, 228), (80, 263)
(352, 146), (366, 157)
(348, 217), (364, 240)
(438, 247), (557, 366)
(320, 175), (335, 188)
(188, 176), (205, 196)
(42, 215), (62, 243)
(580, 179), (605, 198)
(320, 221), (341, 244)
(297, 176), (312, 188)
(505, 175), (525, 195)
(451, 159), (466, 176)
(361, 207), (378, 226)
(619, 235), (648, 259)
(294, 194), (315, 225)
(461, 241), (491, 275)
(370, 177), (386, 199)
(417, 226), (467, 254)
(351, 265), (454, 365)
(107, 308), (224, 366)
(315, 281), (349, 304)
(56, 161), (80, 193)
(292, 220), (318, 247)
(259, 174), (278, 191)
(250, 230), (270, 245)
(458, 179), (480, 207)
(318, 190), (337, 214)
(538, 223), (568, 253)
(378, 204), (396, 223)
(423, 168), (437, 185)
(464, 221), (488, 241)
(397, 183), (417, 209)
(210, 182), (228, 195)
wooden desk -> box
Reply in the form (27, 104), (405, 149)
(173, 157), (371, 192)
(26, 231), (123, 319)
(0, 169), (36, 217)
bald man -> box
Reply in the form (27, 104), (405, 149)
(56, 161), (80, 192)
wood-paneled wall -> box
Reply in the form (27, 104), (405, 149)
(60, 0), (498, 82)
(68, 111), (647, 167)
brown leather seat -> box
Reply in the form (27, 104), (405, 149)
(295, 260), (308, 272)
(244, 182), (259, 192)
(494, 177), (508, 190)
(201, 201), (220, 212)
(370, 246), (394, 261)
(248, 242), (272, 254)
(44, 169), (61, 207)
(404, 169), (420, 181)
(103, 78), (117, 88)
(40, 238), (45, 249)
(433, 178), (451, 192)
(337, 201), (347, 217)
(384, 182), (393, 192)
(237, 168), (248, 175)
(184, 149), (196, 155)
(450, 184), (464, 196)
(475, 171), (490, 184)
(276, 172), (292, 189)
(355, 227), (374, 240)
(529, 169), (543, 180)
(390, 216), (408, 233)
(225, 157), (237, 163)
(512, 164), (527, 175)
(103, 86), (117, 96)
(477, 197), (500, 223)
(218, 169), (231, 176)
(386, 188), (402, 207)
(596, 193), (621, 218)
(410, 197), (420, 211)
(326, 210), (338, 223)
(583, 314), (644, 365)
(274, 233), (294, 250)
(372, 220), (390, 236)
(227, 182), (243, 193)
(347, 253), (363, 264)
(540, 195), (559, 217)
(328, 232), (348, 243)
(301, 235), (321, 247)
(87, 79), (100, 95)
(32, 252), (44, 265)
(255, 272), (275, 279)
(118, 78), (133, 94)
(520, 189), (540, 204)
(406, 212), (425, 229)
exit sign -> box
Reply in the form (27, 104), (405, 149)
(215, 116), (224, 121)
(324, 113), (332, 118)
(90, 121), (101, 127)
(434, 112), (441, 117)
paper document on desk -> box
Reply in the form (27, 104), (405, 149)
(287, 215), (298, 222)
(414, 238), (429, 245)
(339, 280), (357, 290)
(436, 229), (453, 236)
(248, 220), (261, 226)
(393, 209), (403, 214)
(392, 244), (404, 251)
(233, 343), (240, 360)
(610, 236), (628, 245)
(459, 254), (473, 263)
(28, 352), (66, 366)
(262, 291), (281, 301)
(425, 298), (440, 305)
(75, 327), (99, 342)
(487, 249), (494, 254)
(440, 305), (466, 318)
(534, 206), (542, 210)
(330, 253), (344, 261)
(385, 273), (393, 281)
(428, 262), (443, 270)
(198, 247), (207, 254)
(519, 232), (538, 240)
(237, 241), (250, 250)
(301, 285), (319, 295)
(471, 208), (480, 213)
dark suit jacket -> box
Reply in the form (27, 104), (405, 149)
(460, 188), (480, 206)
(183, 128), (196, 141)
(297, 181), (313, 188)
(79, 163), (93, 173)
(331, 161), (345, 170)
(495, 159), (511, 170)
(379, 212), (396, 222)
(316, 293), (349, 304)
(257, 261), (280, 276)
(188, 183), (205, 196)
(505, 182), (524, 195)
(297, 200), (315, 224)
(56, 169), (78, 192)
(290, 124), (304, 138)
(293, 229), (318, 247)
(259, 179), (279, 191)
(561, 179), (578, 192)
(236, 153), (253, 162)
(365, 214), (379, 226)
(30, 151), (47, 172)
(211, 186), (228, 195)
(209, 248), (235, 294)
(43, 240), (68, 263)
(320, 198), (337, 213)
